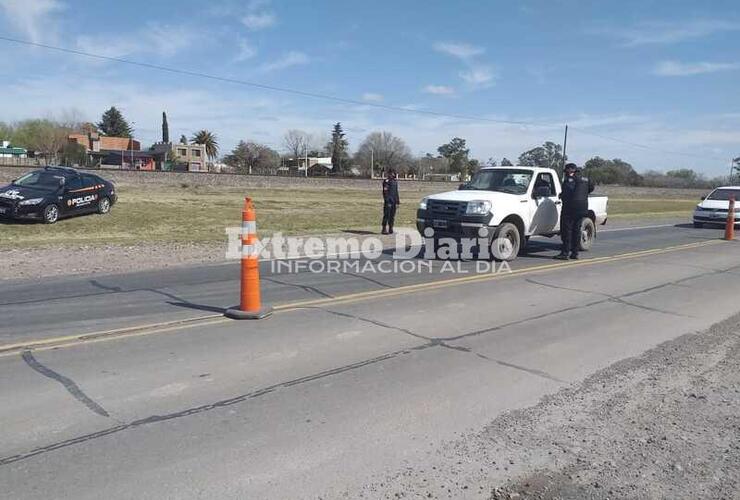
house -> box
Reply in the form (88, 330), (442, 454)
(68, 132), (141, 152)
(0, 141), (27, 159)
(172, 143), (207, 172)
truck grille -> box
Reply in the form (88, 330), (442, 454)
(428, 200), (466, 219)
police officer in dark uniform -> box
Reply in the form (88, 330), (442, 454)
(555, 163), (594, 260)
(381, 168), (400, 234)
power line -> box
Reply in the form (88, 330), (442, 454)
(0, 35), (731, 163)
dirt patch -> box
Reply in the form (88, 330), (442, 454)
(357, 313), (740, 499)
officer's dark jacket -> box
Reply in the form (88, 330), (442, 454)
(382, 178), (400, 204)
(560, 173), (594, 213)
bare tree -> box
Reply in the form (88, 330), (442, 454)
(282, 129), (309, 163)
(355, 131), (412, 176)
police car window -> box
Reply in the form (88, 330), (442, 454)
(81, 175), (98, 188)
(66, 176), (83, 191)
(13, 171), (65, 190)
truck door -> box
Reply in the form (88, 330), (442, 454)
(529, 172), (561, 234)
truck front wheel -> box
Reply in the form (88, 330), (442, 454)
(577, 218), (596, 251)
(491, 222), (521, 261)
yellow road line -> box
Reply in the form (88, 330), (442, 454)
(0, 239), (724, 358)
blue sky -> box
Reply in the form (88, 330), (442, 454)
(1, 0), (738, 175)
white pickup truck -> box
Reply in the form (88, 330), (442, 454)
(416, 166), (608, 260)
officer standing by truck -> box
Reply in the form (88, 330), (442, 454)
(555, 163), (594, 260)
(381, 168), (400, 235)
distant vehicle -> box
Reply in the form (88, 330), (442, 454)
(417, 166), (608, 260)
(0, 166), (116, 224)
(693, 186), (740, 228)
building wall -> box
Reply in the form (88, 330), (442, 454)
(173, 144), (207, 171)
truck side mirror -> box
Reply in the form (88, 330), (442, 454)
(700, 196), (706, 200)
(458, 183), (468, 190)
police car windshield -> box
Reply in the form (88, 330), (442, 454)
(13, 171), (65, 191)
(466, 169), (533, 194)
(707, 188), (740, 201)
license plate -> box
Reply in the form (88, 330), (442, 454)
(433, 219), (448, 229)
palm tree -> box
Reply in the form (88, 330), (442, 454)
(191, 130), (219, 160)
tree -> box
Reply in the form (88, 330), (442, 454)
(79, 122), (98, 135)
(500, 157), (514, 166)
(224, 140), (280, 174)
(437, 137), (471, 177)
(327, 122), (349, 174)
(0, 121), (12, 141)
(283, 129), (309, 164)
(518, 141), (565, 174)
(97, 107), (133, 137)
(162, 112), (169, 143)
(355, 131), (412, 176)
(60, 142), (88, 167)
(666, 168), (699, 183)
(179, 134), (188, 145)
(583, 157), (642, 185)
(12, 119), (70, 163)
(732, 157), (740, 179)
(191, 130), (219, 160)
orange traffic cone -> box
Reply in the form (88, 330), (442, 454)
(225, 198), (273, 320)
(725, 195), (736, 241)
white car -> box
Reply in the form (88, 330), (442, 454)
(693, 186), (740, 228)
(416, 166), (608, 260)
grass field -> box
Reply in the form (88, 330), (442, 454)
(0, 184), (699, 249)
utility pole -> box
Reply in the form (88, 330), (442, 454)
(562, 124), (568, 175)
(370, 147), (374, 179)
(304, 143), (308, 178)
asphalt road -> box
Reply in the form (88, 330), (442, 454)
(0, 221), (739, 498)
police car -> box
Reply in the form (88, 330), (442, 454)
(0, 166), (117, 224)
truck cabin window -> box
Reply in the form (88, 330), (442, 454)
(467, 169), (533, 195)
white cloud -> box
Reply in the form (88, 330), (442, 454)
(258, 51), (310, 73)
(242, 12), (276, 30)
(0, 0), (64, 43)
(75, 24), (197, 59)
(599, 19), (740, 46)
(423, 85), (455, 95)
(361, 93), (384, 103)
(654, 60), (740, 76)
(234, 38), (257, 61)
(459, 65), (495, 88)
(433, 41), (484, 60)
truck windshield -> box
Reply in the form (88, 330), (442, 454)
(466, 169), (533, 194)
(707, 188), (740, 201)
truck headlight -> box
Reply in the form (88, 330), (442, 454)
(19, 198), (44, 206)
(419, 197), (429, 210)
(466, 200), (491, 215)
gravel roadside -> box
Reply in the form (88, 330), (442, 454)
(356, 312), (740, 499)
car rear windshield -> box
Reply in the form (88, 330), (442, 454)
(465, 169), (533, 194)
(12, 171), (65, 190)
(707, 189), (740, 201)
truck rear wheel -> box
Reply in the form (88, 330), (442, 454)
(491, 222), (521, 261)
(577, 217), (595, 252)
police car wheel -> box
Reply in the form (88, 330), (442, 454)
(43, 204), (59, 224)
(577, 218), (595, 252)
(98, 197), (111, 215)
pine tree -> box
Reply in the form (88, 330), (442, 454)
(97, 107), (133, 137)
(162, 112), (169, 143)
(328, 122), (348, 174)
